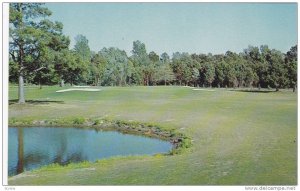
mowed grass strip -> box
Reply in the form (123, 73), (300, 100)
(8, 86), (297, 185)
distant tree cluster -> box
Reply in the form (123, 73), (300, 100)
(9, 3), (297, 103)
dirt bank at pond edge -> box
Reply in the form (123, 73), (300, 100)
(9, 117), (192, 154)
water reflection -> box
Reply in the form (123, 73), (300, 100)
(15, 128), (52, 174)
(9, 127), (172, 176)
(54, 129), (87, 165)
(16, 128), (23, 174)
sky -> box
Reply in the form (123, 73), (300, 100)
(45, 3), (297, 56)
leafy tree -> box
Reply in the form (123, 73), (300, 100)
(73, 34), (91, 84)
(285, 45), (297, 92)
(152, 52), (174, 85)
(191, 53), (210, 87)
(265, 49), (287, 91)
(54, 49), (86, 86)
(149, 51), (160, 62)
(37, 35), (70, 88)
(74, 34), (91, 62)
(171, 52), (194, 86)
(214, 57), (226, 88)
(233, 55), (249, 88)
(203, 62), (215, 87)
(33, 60), (57, 88)
(161, 52), (170, 63)
(132, 40), (147, 57)
(63, 50), (87, 86)
(142, 61), (155, 86)
(243, 46), (268, 89)
(223, 52), (238, 88)
(154, 63), (175, 85)
(90, 53), (107, 86)
(9, 59), (19, 83)
(100, 47), (132, 86)
(147, 51), (161, 85)
(244, 66), (258, 88)
(131, 40), (153, 86)
(9, 3), (68, 103)
(191, 67), (200, 87)
(171, 53), (185, 85)
(129, 58), (143, 85)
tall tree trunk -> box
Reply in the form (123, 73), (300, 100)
(39, 78), (42, 89)
(18, 73), (25, 104)
(146, 75), (149, 86)
(293, 84), (296, 92)
(60, 79), (65, 87)
(94, 76), (98, 86)
(18, 40), (25, 103)
(99, 76), (102, 86)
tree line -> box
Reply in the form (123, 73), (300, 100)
(9, 3), (297, 103)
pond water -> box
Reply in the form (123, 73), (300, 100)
(8, 127), (173, 176)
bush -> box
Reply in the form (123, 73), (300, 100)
(93, 119), (100, 125)
(73, 117), (85, 125)
(181, 137), (192, 148)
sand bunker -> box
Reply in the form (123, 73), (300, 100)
(73, 86), (91, 88)
(192, 88), (216, 92)
(56, 88), (102, 93)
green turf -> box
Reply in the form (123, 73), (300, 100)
(8, 86), (297, 185)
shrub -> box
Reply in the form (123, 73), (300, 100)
(73, 117), (85, 125)
(181, 137), (192, 148)
(93, 119), (100, 125)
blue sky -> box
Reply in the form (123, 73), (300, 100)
(45, 3), (297, 56)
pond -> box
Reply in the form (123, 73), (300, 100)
(8, 127), (173, 176)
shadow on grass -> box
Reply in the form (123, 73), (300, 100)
(229, 89), (275, 93)
(9, 99), (65, 105)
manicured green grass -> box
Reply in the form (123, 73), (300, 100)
(8, 86), (297, 185)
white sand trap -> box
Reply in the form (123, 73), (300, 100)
(56, 88), (102, 93)
(73, 85), (91, 88)
(192, 88), (216, 92)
